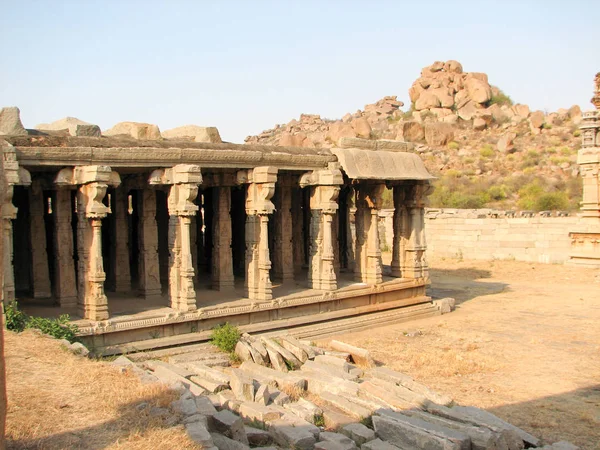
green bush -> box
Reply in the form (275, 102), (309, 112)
(535, 192), (569, 211)
(479, 145), (494, 158)
(3, 301), (78, 343)
(211, 323), (241, 354)
(488, 88), (513, 107)
(487, 185), (507, 201)
(447, 141), (460, 150)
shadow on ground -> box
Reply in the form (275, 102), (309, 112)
(428, 267), (508, 305)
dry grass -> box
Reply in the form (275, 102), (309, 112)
(5, 330), (201, 450)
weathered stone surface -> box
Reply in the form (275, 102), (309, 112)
(103, 121), (161, 140)
(473, 117), (487, 130)
(262, 337), (302, 369)
(35, 117), (90, 136)
(235, 340), (254, 363)
(268, 419), (317, 450)
(265, 347), (288, 372)
(0, 107), (27, 135)
(529, 111), (545, 129)
(210, 432), (250, 450)
(350, 117), (372, 139)
(314, 354), (353, 372)
(240, 336), (268, 365)
(301, 360), (358, 381)
(322, 406), (356, 429)
(433, 297), (456, 314)
(317, 431), (358, 449)
(162, 125), (222, 143)
(245, 426), (273, 447)
(315, 441), (356, 450)
(465, 77), (492, 104)
(279, 336), (309, 362)
(239, 361), (306, 391)
(182, 362), (230, 385)
(171, 391), (199, 416)
(209, 409), (249, 444)
(329, 340), (375, 368)
(76, 124), (101, 137)
(303, 371), (360, 397)
(398, 121), (425, 142)
(189, 375), (229, 393)
(229, 368), (255, 401)
(217, 390), (242, 413)
(415, 91), (441, 110)
(254, 384), (271, 406)
(150, 365), (207, 396)
(195, 395), (218, 416)
(341, 423), (376, 446)
(327, 122), (356, 143)
(284, 398), (322, 423)
(424, 122), (454, 146)
(457, 100), (479, 120)
(361, 438), (401, 449)
(270, 389), (291, 406)
(358, 381), (412, 410)
(497, 132), (517, 153)
(369, 367), (453, 406)
(372, 414), (462, 450)
(239, 402), (285, 422)
(186, 420), (214, 447)
(319, 392), (371, 419)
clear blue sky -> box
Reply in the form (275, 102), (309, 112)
(1, 0), (599, 143)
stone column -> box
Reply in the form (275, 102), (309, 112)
(212, 186), (234, 290)
(53, 189), (77, 306)
(291, 186), (305, 274)
(138, 189), (161, 299)
(401, 183), (429, 280)
(272, 175), (294, 283)
(28, 180), (52, 298)
(239, 166), (277, 301)
(113, 186), (131, 293)
(150, 164), (201, 311)
(300, 164), (343, 290)
(391, 185), (408, 277)
(353, 183), (385, 284)
(56, 165), (120, 321)
(1, 185), (16, 303)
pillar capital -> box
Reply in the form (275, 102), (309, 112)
(238, 166), (278, 214)
(149, 164), (202, 185)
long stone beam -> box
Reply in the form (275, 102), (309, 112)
(13, 146), (336, 171)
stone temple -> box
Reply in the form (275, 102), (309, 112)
(0, 125), (436, 353)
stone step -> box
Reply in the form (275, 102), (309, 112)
(320, 404), (357, 430)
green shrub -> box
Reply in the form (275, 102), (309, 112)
(211, 323), (241, 354)
(573, 129), (581, 137)
(535, 192), (569, 211)
(447, 141), (460, 150)
(560, 147), (573, 156)
(479, 145), (494, 158)
(3, 301), (78, 342)
(487, 185), (507, 201)
(488, 88), (513, 107)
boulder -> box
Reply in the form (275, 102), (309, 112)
(568, 105), (582, 119)
(415, 91), (441, 110)
(75, 124), (101, 137)
(209, 409), (249, 445)
(473, 118), (487, 131)
(398, 121), (425, 142)
(430, 88), (454, 108)
(162, 125), (222, 143)
(464, 77), (492, 104)
(444, 60), (463, 74)
(497, 132), (517, 153)
(457, 101), (479, 121)
(424, 123), (455, 146)
(0, 107), (27, 136)
(511, 104), (530, 119)
(103, 121), (161, 140)
(327, 122), (356, 143)
(529, 111), (545, 129)
(35, 117), (91, 136)
(350, 117), (372, 139)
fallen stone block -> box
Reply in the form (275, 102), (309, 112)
(322, 406), (356, 430)
(245, 425), (273, 447)
(315, 442), (354, 450)
(319, 392), (371, 419)
(323, 350), (352, 360)
(372, 415), (463, 450)
(229, 368), (255, 402)
(279, 335), (309, 362)
(284, 398), (322, 423)
(303, 371), (360, 397)
(262, 337), (302, 369)
(235, 340), (254, 363)
(266, 347), (288, 372)
(369, 366), (453, 406)
(182, 413), (209, 426)
(217, 390), (242, 413)
(541, 441), (580, 450)
(267, 417), (317, 450)
(170, 391), (199, 416)
(329, 340), (375, 368)
(182, 361), (230, 385)
(315, 354), (353, 373)
(360, 438), (401, 449)
(111, 355), (134, 368)
(375, 409), (471, 449)
(341, 423), (376, 446)
(255, 384), (272, 406)
(146, 359), (194, 378)
(302, 360), (359, 381)
(76, 124), (101, 137)
(186, 421), (214, 447)
(209, 409), (248, 444)
(210, 432), (250, 450)
(451, 406), (538, 447)
(151, 365), (207, 396)
(369, 377), (430, 409)
(239, 361), (306, 391)
(239, 402), (285, 422)
(195, 395), (218, 416)
(189, 375), (229, 394)
(270, 389), (291, 406)
(319, 431), (359, 449)
(433, 297), (456, 314)
(358, 381), (413, 410)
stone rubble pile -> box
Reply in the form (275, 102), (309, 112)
(102, 334), (576, 450)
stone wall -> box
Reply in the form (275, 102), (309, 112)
(379, 209), (581, 264)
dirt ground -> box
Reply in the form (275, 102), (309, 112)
(326, 257), (600, 449)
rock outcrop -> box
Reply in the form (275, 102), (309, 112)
(104, 121), (161, 140)
(0, 107), (27, 136)
(35, 117), (99, 137)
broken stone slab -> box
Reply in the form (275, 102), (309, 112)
(150, 365), (207, 396)
(319, 392), (371, 419)
(146, 359), (194, 378)
(433, 297), (456, 314)
(315, 354), (353, 372)
(182, 413), (209, 426)
(369, 377), (430, 409)
(372, 415), (463, 450)
(338, 392), (387, 414)
(425, 403), (522, 450)
(242, 338), (268, 366)
(209, 409), (249, 445)
(242, 334), (270, 361)
(300, 340), (325, 356)
(245, 426), (273, 447)
(265, 346), (288, 372)
(255, 384), (272, 406)
(262, 337), (302, 369)
(182, 361), (230, 385)
(185, 420), (214, 447)
(189, 375), (229, 394)
(278, 335), (309, 362)
(210, 432), (250, 450)
(329, 340), (375, 368)
(195, 395), (218, 416)
(360, 438), (401, 450)
(239, 361), (307, 391)
(229, 368), (255, 402)
(301, 360), (359, 381)
(171, 391), (199, 416)
(75, 124), (101, 137)
(538, 441), (580, 450)
(235, 340), (254, 363)
(358, 381), (415, 410)
(322, 405), (356, 429)
(341, 423), (376, 446)
(375, 409), (471, 449)
(303, 371), (360, 397)
(239, 402), (286, 422)
(270, 389), (291, 406)
(451, 406), (538, 447)
(401, 409), (503, 450)
(217, 390), (242, 413)
(315, 441), (356, 450)
(281, 335), (316, 359)
(267, 416), (317, 450)
(284, 398), (322, 423)
(369, 366), (453, 406)
(319, 431), (359, 449)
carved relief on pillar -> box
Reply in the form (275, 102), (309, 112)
(137, 189), (162, 299)
(150, 164), (201, 311)
(53, 189), (77, 306)
(113, 186), (131, 293)
(391, 185), (408, 278)
(211, 185), (235, 291)
(29, 180), (52, 298)
(237, 166), (277, 301)
(272, 173), (294, 283)
(55, 165), (120, 321)
(291, 186), (305, 274)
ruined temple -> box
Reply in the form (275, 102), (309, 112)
(0, 131), (436, 352)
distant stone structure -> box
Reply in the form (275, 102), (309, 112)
(570, 74), (600, 267)
(0, 111), (436, 352)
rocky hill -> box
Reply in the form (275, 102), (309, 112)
(245, 61), (585, 212)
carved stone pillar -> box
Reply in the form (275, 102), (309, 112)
(150, 164), (201, 311)
(238, 166), (277, 301)
(138, 189), (161, 299)
(300, 164), (343, 290)
(53, 189), (77, 306)
(29, 180), (52, 298)
(272, 175), (294, 283)
(212, 186), (235, 291)
(56, 165), (120, 321)
(391, 185), (409, 277)
(291, 186), (305, 274)
(401, 183), (429, 280)
(113, 186), (131, 293)
(353, 183), (385, 284)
